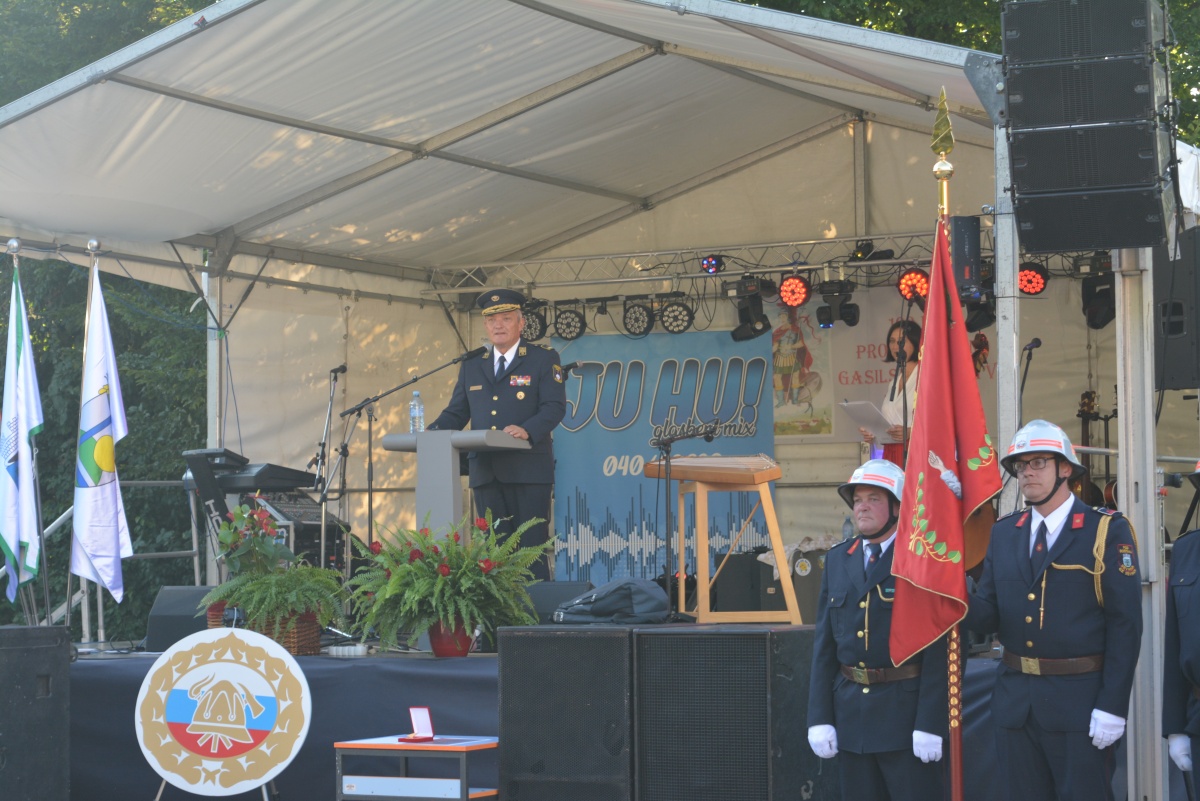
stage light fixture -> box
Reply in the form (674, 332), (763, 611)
(849, 240), (875, 261)
(779, 274), (811, 307)
(1018, 262), (1049, 295)
(553, 304), (586, 341)
(701, 255), (726, 275)
(897, 267), (930, 308)
(965, 296), (996, 332)
(840, 302), (860, 327)
(1081, 272), (1116, 330)
(659, 300), (695, 334)
(814, 279), (857, 328)
(622, 298), (655, 336)
(731, 292), (772, 342)
(522, 306), (547, 341)
(816, 305), (834, 329)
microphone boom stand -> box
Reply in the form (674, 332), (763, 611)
(652, 421), (719, 617)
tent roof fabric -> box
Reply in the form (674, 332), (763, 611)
(0, 0), (990, 280)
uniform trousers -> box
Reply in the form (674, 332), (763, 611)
(995, 710), (1116, 801)
(472, 481), (553, 580)
(836, 748), (943, 801)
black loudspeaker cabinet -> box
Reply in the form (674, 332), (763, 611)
(0, 625), (70, 801)
(145, 585), (212, 651)
(1014, 183), (1174, 253)
(1154, 228), (1200, 390)
(1005, 57), (1165, 129)
(1001, 0), (1164, 65)
(499, 626), (634, 801)
(1010, 121), (1169, 193)
(635, 625), (837, 801)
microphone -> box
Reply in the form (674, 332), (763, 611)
(453, 346), (489, 363)
(1023, 337), (1042, 352)
(563, 361), (581, 374)
(330, 364), (347, 375)
(703, 419), (720, 443)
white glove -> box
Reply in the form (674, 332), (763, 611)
(912, 730), (943, 763)
(1088, 709), (1125, 749)
(808, 724), (838, 759)
(1168, 733), (1193, 772)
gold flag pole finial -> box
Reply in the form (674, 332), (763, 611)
(931, 87), (955, 219)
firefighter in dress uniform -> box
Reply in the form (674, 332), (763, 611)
(807, 459), (946, 801)
(966, 420), (1142, 801)
(1162, 461), (1200, 779)
(428, 289), (566, 580)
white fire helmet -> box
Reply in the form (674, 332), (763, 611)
(1000, 419), (1087, 479)
(837, 459), (905, 508)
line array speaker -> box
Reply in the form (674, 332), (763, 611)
(1002, 0), (1164, 65)
(0, 626), (70, 801)
(1153, 227), (1200, 390)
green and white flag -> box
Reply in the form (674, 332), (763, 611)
(70, 263), (132, 602)
(0, 266), (45, 603)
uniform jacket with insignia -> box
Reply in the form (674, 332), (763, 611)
(966, 498), (1142, 731)
(1164, 528), (1200, 738)
(807, 535), (949, 753)
(428, 339), (566, 487)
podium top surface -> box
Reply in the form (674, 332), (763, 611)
(643, 454), (781, 485)
(381, 430), (532, 453)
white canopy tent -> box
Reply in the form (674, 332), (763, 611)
(0, 0), (1193, 795)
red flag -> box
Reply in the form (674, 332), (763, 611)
(890, 220), (1002, 665)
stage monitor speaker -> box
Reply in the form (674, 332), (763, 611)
(1006, 56), (1165, 128)
(0, 625), (70, 801)
(635, 625), (837, 801)
(1154, 228), (1200, 390)
(145, 585), (211, 651)
(1010, 121), (1169, 193)
(498, 626), (633, 801)
(524, 580), (594, 624)
(1013, 182), (1174, 253)
(1001, 0), (1164, 65)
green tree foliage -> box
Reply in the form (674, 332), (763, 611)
(751, 0), (1199, 145)
(0, 256), (206, 641)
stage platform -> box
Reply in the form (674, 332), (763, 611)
(69, 646), (1179, 801)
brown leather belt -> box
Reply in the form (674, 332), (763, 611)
(1001, 651), (1104, 676)
(840, 664), (921, 685)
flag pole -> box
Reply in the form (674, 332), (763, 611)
(931, 87), (965, 801)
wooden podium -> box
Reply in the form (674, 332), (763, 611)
(643, 455), (802, 624)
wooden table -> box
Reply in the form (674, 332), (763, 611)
(334, 735), (498, 800)
(644, 454), (802, 624)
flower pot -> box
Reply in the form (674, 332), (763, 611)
(206, 601), (228, 629)
(428, 620), (473, 657)
(255, 611), (322, 656)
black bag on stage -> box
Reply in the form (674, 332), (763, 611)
(551, 577), (670, 624)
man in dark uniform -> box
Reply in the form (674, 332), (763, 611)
(966, 419), (1142, 801)
(808, 459), (946, 801)
(1162, 462), (1200, 777)
(428, 289), (566, 579)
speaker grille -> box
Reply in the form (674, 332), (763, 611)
(1002, 0), (1162, 64)
(1011, 122), (1168, 192)
(499, 627), (633, 801)
(1015, 182), (1174, 252)
(1006, 57), (1164, 128)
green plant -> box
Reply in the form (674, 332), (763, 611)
(198, 563), (347, 638)
(217, 498), (295, 577)
(347, 511), (552, 649)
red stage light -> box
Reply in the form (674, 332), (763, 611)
(779, 274), (811, 307)
(1018, 262), (1049, 295)
(897, 267), (929, 303)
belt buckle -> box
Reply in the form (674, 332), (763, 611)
(851, 667), (870, 684)
(1020, 656), (1041, 676)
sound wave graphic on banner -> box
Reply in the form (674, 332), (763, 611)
(555, 483), (772, 585)
(552, 331), (775, 585)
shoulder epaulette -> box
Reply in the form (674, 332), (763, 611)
(997, 507), (1028, 522)
(1093, 506), (1120, 517)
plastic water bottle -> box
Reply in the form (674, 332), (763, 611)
(409, 390), (425, 433)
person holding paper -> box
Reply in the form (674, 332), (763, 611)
(859, 320), (921, 467)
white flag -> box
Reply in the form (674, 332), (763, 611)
(0, 267), (45, 603)
(70, 264), (132, 602)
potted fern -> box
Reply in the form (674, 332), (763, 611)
(347, 511), (552, 656)
(199, 498), (347, 655)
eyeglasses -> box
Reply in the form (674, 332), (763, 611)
(1011, 456), (1052, 474)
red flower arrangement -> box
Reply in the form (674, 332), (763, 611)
(347, 510), (554, 650)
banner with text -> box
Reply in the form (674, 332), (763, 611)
(552, 331), (774, 584)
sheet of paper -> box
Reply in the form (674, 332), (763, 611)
(838, 400), (895, 442)
(410, 706), (433, 737)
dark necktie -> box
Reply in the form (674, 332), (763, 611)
(496, 354), (506, 377)
(1030, 521), (1049, 576)
(866, 542), (881, 571)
